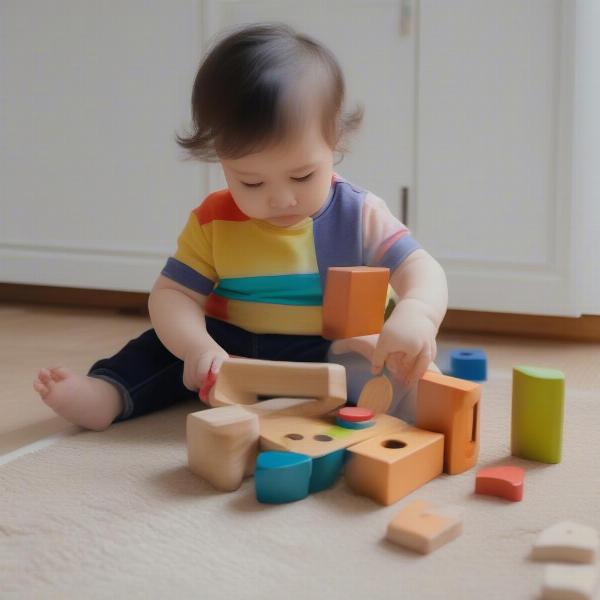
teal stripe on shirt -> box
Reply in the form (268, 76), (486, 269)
(213, 273), (323, 306)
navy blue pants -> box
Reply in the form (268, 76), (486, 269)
(87, 317), (332, 422)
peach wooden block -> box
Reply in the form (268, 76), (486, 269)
(532, 521), (599, 564)
(187, 405), (259, 492)
(322, 266), (390, 340)
(208, 358), (347, 417)
(475, 465), (525, 501)
(541, 564), (599, 600)
(344, 426), (444, 505)
(416, 370), (481, 474)
(386, 499), (464, 554)
(259, 413), (409, 458)
(357, 375), (393, 414)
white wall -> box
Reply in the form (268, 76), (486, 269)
(573, 0), (600, 314)
(0, 0), (206, 291)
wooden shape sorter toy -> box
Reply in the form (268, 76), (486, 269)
(415, 370), (480, 475)
(322, 266), (390, 339)
(344, 427), (444, 505)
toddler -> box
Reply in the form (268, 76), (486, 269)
(34, 23), (447, 431)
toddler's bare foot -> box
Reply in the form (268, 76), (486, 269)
(33, 367), (123, 431)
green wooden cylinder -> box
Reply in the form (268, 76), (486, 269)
(511, 366), (565, 463)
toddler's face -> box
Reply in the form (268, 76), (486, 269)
(220, 118), (334, 227)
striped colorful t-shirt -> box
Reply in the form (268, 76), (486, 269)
(161, 174), (420, 335)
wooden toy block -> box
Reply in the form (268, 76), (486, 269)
(511, 366), (565, 463)
(208, 358), (347, 418)
(449, 349), (487, 381)
(344, 427), (444, 505)
(255, 451), (312, 504)
(386, 499), (463, 554)
(357, 375), (393, 415)
(541, 564), (599, 600)
(415, 370), (480, 475)
(309, 449), (346, 493)
(475, 465), (524, 502)
(532, 521), (599, 564)
(259, 413), (409, 458)
(322, 266), (390, 339)
(187, 405), (259, 492)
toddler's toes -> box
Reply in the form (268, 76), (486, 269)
(49, 366), (69, 381)
(33, 380), (49, 398)
(38, 368), (53, 385)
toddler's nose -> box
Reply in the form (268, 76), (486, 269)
(268, 191), (297, 209)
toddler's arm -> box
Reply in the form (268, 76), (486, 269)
(148, 275), (228, 392)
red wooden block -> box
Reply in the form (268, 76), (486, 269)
(475, 466), (525, 502)
(337, 406), (374, 422)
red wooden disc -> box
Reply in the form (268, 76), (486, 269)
(337, 406), (374, 422)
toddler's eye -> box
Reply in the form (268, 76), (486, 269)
(241, 181), (263, 188)
(291, 171), (315, 182)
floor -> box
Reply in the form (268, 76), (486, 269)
(2, 301), (599, 457)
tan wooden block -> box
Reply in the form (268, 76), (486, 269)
(357, 375), (393, 414)
(542, 564), (599, 600)
(345, 427), (444, 505)
(187, 405), (259, 492)
(208, 358), (347, 417)
(386, 499), (464, 554)
(532, 521), (599, 564)
(416, 370), (481, 474)
(259, 413), (409, 458)
(322, 267), (390, 339)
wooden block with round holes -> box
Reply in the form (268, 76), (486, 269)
(416, 371), (481, 475)
(344, 427), (444, 505)
(357, 376), (393, 414)
(386, 499), (464, 554)
(532, 521), (599, 564)
(322, 266), (390, 339)
(259, 413), (409, 458)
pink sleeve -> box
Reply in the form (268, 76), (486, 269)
(362, 191), (421, 270)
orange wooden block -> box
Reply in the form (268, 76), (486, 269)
(475, 466), (524, 501)
(322, 267), (390, 340)
(386, 499), (464, 554)
(416, 371), (481, 475)
(344, 427), (444, 505)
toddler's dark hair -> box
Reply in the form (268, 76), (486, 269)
(176, 22), (363, 161)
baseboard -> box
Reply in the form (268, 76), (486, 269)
(2, 283), (599, 342)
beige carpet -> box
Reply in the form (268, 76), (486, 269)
(1, 337), (600, 599)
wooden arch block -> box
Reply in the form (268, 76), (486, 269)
(322, 266), (390, 340)
(532, 521), (599, 564)
(475, 465), (525, 501)
(416, 371), (481, 475)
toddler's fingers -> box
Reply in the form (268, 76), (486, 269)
(49, 367), (68, 381)
(38, 369), (52, 385)
(405, 347), (432, 385)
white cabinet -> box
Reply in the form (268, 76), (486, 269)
(1, 1), (597, 315)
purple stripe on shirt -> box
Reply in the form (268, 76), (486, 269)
(161, 257), (215, 295)
(377, 235), (421, 271)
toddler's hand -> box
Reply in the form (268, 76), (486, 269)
(371, 301), (438, 386)
(183, 343), (229, 404)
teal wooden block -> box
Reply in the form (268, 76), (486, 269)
(511, 366), (565, 463)
(309, 449), (345, 493)
(255, 451), (312, 504)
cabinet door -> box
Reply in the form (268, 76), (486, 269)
(203, 0), (416, 218)
(414, 0), (580, 315)
(0, 1), (204, 292)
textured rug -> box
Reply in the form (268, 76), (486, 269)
(1, 344), (599, 599)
